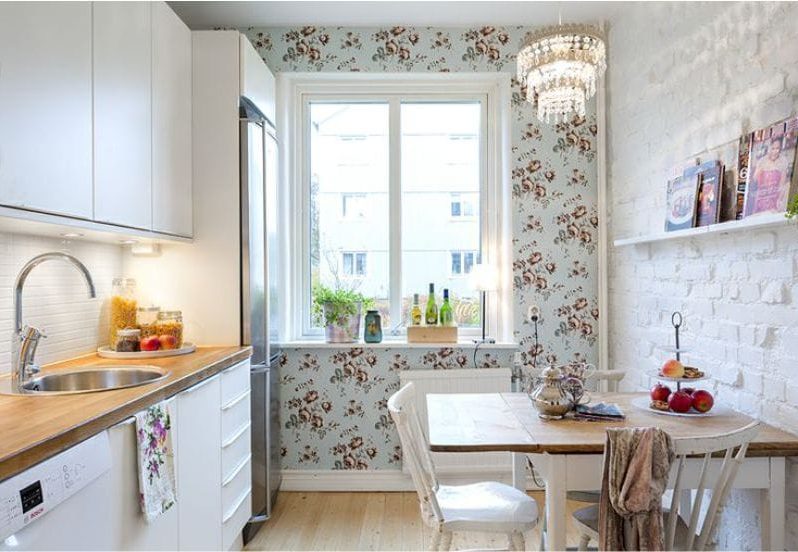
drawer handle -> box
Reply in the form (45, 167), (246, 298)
(222, 389), (250, 411)
(222, 422), (251, 449)
(184, 375), (217, 394)
(222, 454), (251, 487)
(222, 489), (251, 523)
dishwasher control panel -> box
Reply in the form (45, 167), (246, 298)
(0, 431), (111, 541)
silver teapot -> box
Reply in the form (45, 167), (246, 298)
(529, 365), (586, 420)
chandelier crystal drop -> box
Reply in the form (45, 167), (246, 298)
(517, 24), (607, 124)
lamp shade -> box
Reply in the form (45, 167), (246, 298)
(470, 263), (499, 292)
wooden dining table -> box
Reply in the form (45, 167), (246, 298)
(427, 392), (798, 551)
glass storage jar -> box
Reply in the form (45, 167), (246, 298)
(156, 310), (184, 349)
(137, 306), (161, 338)
(364, 310), (383, 343)
(109, 278), (137, 346)
(115, 328), (141, 353)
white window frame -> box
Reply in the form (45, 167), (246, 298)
(279, 73), (513, 342)
(341, 251), (367, 278)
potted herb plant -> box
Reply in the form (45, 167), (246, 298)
(313, 285), (374, 343)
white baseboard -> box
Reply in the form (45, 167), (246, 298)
(280, 468), (544, 492)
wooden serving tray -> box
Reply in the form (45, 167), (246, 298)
(407, 325), (458, 343)
(97, 342), (196, 359)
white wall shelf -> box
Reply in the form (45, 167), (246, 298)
(613, 212), (793, 247)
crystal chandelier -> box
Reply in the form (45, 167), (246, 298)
(517, 24), (607, 124)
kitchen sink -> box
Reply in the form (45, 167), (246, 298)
(14, 366), (169, 395)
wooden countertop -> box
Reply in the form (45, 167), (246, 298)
(428, 392), (798, 457)
(0, 346), (252, 482)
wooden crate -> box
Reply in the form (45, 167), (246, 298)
(406, 325), (458, 343)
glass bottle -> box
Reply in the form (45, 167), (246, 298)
(410, 294), (422, 326)
(425, 283), (438, 325)
(109, 278), (137, 346)
(156, 310), (184, 349)
(439, 289), (454, 326)
(364, 310), (383, 343)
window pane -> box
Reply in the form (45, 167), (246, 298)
(464, 252), (474, 274)
(401, 102), (482, 328)
(309, 103), (390, 327)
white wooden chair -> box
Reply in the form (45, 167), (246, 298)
(388, 383), (540, 551)
(572, 421), (761, 551)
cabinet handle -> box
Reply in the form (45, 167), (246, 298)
(222, 454), (251, 486)
(183, 374), (217, 394)
(222, 422), (251, 448)
(222, 489), (251, 524)
(222, 389), (250, 411)
(112, 417), (137, 428)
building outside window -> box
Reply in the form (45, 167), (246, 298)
(342, 193), (368, 219)
(342, 251), (367, 277)
(450, 250), (478, 276)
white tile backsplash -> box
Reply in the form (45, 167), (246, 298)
(0, 231), (124, 374)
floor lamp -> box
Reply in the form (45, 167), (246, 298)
(470, 263), (498, 344)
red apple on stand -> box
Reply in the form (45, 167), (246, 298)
(650, 383), (672, 402)
(141, 336), (161, 352)
(692, 390), (714, 413)
(668, 390), (693, 413)
(681, 387), (695, 396)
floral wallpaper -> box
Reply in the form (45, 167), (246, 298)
(242, 25), (599, 471)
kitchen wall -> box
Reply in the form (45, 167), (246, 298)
(242, 26), (600, 472)
(606, 2), (798, 548)
(0, 232), (123, 375)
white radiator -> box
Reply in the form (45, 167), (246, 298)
(399, 368), (513, 478)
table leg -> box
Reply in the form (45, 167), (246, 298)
(545, 455), (567, 551)
(761, 457), (785, 551)
(511, 452), (525, 490)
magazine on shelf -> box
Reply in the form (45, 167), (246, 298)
(664, 173), (699, 231)
(743, 116), (798, 217)
(735, 132), (753, 220)
(694, 160), (724, 227)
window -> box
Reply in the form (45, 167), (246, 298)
(288, 75), (510, 340)
(450, 193), (476, 218)
(342, 252), (367, 277)
(342, 193), (368, 219)
(450, 251), (478, 276)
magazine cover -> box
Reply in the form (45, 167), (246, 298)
(665, 173), (699, 231)
(743, 117), (798, 217)
(735, 133), (752, 220)
(694, 160), (723, 227)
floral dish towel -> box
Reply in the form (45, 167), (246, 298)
(135, 402), (176, 522)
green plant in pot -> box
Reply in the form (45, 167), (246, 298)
(787, 194), (798, 220)
(313, 285), (374, 343)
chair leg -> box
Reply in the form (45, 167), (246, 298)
(429, 527), (442, 551)
(439, 530), (453, 551)
(578, 533), (591, 551)
(539, 511), (547, 550)
(509, 531), (525, 551)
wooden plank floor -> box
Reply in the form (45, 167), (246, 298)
(245, 491), (587, 551)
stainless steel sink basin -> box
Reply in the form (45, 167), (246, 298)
(16, 366), (169, 395)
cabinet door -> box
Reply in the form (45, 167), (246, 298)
(176, 375), (222, 550)
(93, 2), (152, 230)
(0, 2), (93, 219)
(152, 2), (192, 237)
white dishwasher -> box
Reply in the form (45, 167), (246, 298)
(1, 417), (179, 550)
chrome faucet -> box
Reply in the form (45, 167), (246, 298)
(13, 252), (96, 388)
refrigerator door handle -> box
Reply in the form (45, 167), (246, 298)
(250, 363), (270, 374)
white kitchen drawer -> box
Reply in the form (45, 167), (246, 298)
(222, 455), (251, 516)
(221, 360), (249, 406)
(222, 422), (251, 481)
(222, 490), (251, 551)
(221, 389), (251, 441)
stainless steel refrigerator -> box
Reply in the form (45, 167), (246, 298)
(239, 98), (281, 543)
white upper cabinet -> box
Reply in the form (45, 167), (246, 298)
(93, 2), (153, 230)
(0, 2), (93, 219)
(152, 2), (193, 237)
(239, 35), (276, 126)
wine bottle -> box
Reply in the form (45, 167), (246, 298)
(425, 283), (438, 325)
(439, 288), (454, 326)
(410, 294), (422, 326)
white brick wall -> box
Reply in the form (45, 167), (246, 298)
(607, 2), (798, 548)
(0, 232), (123, 374)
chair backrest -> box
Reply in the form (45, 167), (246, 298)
(664, 421), (761, 551)
(387, 383), (443, 524)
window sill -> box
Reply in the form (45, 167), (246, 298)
(276, 340), (518, 349)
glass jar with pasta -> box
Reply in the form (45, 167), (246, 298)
(155, 310), (183, 349)
(137, 306), (161, 338)
(109, 278), (137, 346)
